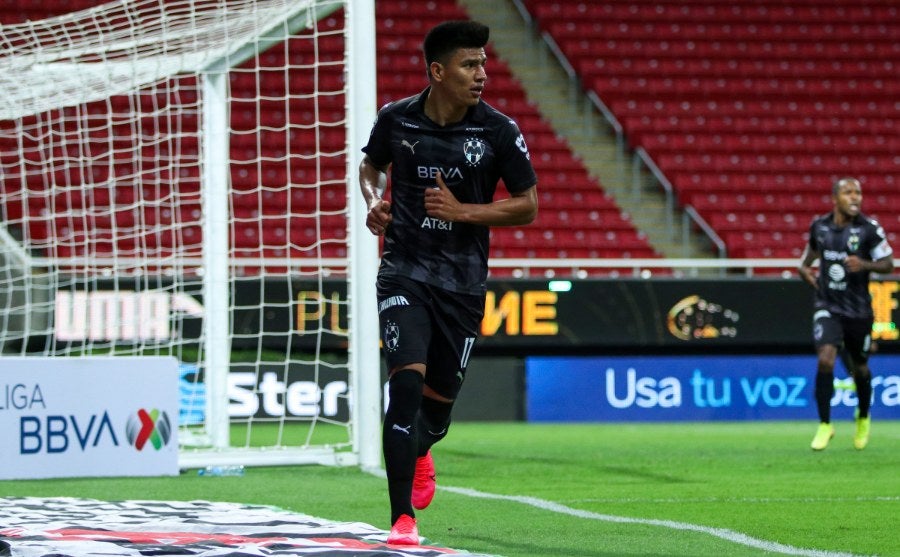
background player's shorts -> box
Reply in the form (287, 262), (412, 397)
(377, 274), (485, 400)
(813, 309), (873, 365)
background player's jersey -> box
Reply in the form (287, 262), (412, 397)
(363, 88), (537, 295)
(807, 212), (893, 318)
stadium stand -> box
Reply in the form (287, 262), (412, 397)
(0, 0), (658, 278)
(523, 0), (899, 259)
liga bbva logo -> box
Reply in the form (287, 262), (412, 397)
(125, 408), (173, 451)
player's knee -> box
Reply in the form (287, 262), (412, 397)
(420, 396), (452, 436)
(422, 395), (452, 423)
(853, 363), (872, 380)
(816, 357), (835, 374)
(386, 369), (424, 421)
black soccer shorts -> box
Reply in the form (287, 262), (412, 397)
(376, 274), (484, 400)
(813, 309), (873, 365)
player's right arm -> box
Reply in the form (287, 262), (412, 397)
(798, 243), (819, 290)
(359, 155), (392, 236)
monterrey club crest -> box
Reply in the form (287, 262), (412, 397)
(384, 320), (400, 352)
(847, 231), (860, 252)
(463, 137), (486, 166)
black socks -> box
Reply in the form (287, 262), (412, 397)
(382, 370), (457, 524)
(815, 372), (834, 423)
(416, 396), (453, 457)
(383, 369), (423, 524)
(855, 372), (872, 419)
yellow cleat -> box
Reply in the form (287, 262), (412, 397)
(811, 423), (834, 451)
(854, 416), (871, 450)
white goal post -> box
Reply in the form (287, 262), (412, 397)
(0, 0), (381, 471)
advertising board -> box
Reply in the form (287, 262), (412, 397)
(46, 277), (900, 353)
(526, 354), (900, 422)
(0, 356), (180, 479)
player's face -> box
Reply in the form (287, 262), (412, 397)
(438, 47), (487, 108)
(834, 180), (862, 220)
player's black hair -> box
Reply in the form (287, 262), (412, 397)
(832, 176), (860, 195)
(422, 20), (490, 69)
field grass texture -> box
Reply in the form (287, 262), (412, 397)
(2, 421), (898, 557)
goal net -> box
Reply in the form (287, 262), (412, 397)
(0, 0), (381, 470)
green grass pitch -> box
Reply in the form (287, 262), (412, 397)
(2, 421), (898, 556)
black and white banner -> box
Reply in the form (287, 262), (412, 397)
(0, 497), (495, 557)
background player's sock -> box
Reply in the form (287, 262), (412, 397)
(855, 374), (872, 419)
(815, 372), (834, 423)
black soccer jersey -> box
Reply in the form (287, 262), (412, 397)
(807, 212), (893, 319)
(363, 88), (538, 295)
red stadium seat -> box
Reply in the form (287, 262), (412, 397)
(17, 0), (898, 270)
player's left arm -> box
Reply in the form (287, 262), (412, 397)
(845, 254), (893, 274)
(424, 172), (537, 226)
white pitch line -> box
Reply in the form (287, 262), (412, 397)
(574, 495), (900, 505)
(440, 485), (872, 557)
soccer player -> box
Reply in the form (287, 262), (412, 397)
(798, 177), (893, 451)
(358, 20), (538, 545)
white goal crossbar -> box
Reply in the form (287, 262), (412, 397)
(1, 1), (341, 120)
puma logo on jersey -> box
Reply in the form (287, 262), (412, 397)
(401, 140), (419, 154)
(392, 423), (412, 435)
